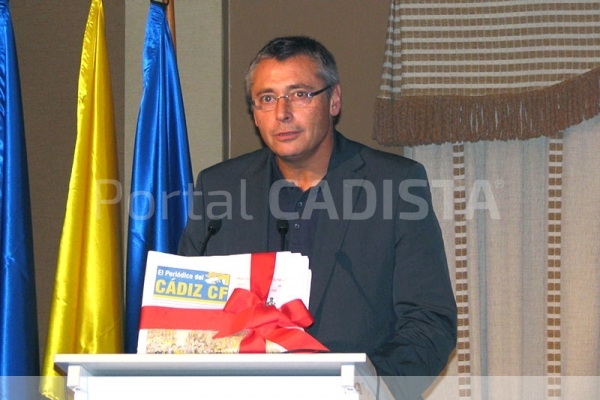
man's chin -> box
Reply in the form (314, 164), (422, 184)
(274, 151), (302, 162)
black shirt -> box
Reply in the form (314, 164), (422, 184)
(266, 140), (343, 259)
(267, 155), (321, 259)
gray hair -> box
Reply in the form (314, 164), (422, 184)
(244, 36), (340, 107)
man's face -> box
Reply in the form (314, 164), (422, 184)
(250, 55), (341, 166)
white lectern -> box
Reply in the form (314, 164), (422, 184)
(55, 353), (394, 400)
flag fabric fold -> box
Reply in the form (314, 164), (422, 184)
(0, 0), (40, 397)
(124, 1), (193, 353)
(40, 0), (123, 398)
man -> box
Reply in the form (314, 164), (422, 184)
(179, 36), (457, 399)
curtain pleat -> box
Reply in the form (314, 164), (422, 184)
(560, 117), (600, 399)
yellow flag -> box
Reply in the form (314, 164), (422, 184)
(40, 0), (123, 398)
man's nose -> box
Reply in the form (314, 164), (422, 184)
(274, 96), (292, 120)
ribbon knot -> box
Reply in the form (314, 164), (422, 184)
(213, 288), (327, 353)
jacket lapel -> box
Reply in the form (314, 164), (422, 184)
(228, 150), (272, 254)
(308, 134), (366, 315)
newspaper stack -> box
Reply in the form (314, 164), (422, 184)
(137, 250), (312, 354)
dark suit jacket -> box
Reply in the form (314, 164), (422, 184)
(178, 132), (457, 399)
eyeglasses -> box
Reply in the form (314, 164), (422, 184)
(252, 85), (331, 112)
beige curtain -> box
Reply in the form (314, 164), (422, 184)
(373, 1), (600, 398)
(405, 116), (600, 398)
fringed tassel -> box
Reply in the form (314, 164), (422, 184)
(373, 66), (600, 147)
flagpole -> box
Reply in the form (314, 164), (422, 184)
(165, 0), (176, 52)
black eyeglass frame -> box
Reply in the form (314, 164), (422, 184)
(251, 85), (332, 111)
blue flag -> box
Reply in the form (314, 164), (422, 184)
(125, 1), (193, 353)
(0, 0), (40, 395)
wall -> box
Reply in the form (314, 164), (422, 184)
(228, 0), (398, 157)
(13, 0), (396, 364)
(124, 0), (225, 189)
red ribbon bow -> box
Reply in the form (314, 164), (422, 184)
(213, 287), (327, 352)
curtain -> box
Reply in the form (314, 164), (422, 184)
(373, 2), (600, 397)
(374, 0), (600, 146)
(404, 115), (600, 399)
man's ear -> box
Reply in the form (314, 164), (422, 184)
(329, 84), (342, 117)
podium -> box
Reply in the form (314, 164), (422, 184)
(55, 353), (394, 400)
